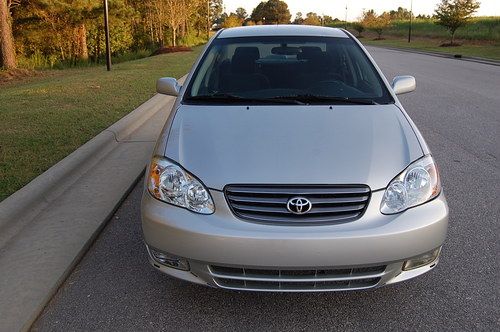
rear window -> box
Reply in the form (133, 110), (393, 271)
(184, 36), (393, 105)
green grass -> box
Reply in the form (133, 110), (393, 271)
(331, 17), (500, 42)
(0, 46), (203, 201)
(361, 37), (500, 60)
(331, 16), (500, 60)
(385, 17), (500, 41)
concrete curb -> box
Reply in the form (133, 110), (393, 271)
(0, 93), (162, 249)
(366, 45), (500, 67)
(0, 76), (185, 332)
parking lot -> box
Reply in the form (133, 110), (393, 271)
(32, 47), (500, 331)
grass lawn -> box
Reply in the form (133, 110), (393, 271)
(330, 16), (499, 60)
(384, 17), (499, 41)
(0, 46), (203, 202)
(361, 36), (500, 61)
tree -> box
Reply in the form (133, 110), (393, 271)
(303, 12), (321, 26)
(293, 12), (303, 25)
(352, 22), (365, 38)
(434, 0), (480, 45)
(6, 0), (218, 69)
(250, 0), (291, 25)
(191, 0), (223, 37)
(388, 7), (412, 20)
(250, 2), (265, 24)
(235, 7), (247, 21)
(1, 0), (17, 68)
(362, 10), (392, 39)
(322, 15), (336, 26)
(210, 0), (224, 25)
(158, 0), (203, 47)
(223, 13), (242, 28)
(13, 0), (104, 62)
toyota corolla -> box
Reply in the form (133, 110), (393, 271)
(141, 25), (449, 292)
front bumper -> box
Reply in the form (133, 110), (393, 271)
(141, 189), (449, 291)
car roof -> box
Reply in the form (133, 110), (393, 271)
(217, 25), (349, 39)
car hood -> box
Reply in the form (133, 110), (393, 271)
(165, 104), (423, 191)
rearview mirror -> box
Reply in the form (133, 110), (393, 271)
(392, 76), (416, 95)
(157, 77), (181, 96)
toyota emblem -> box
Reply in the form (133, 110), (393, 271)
(286, 197), (312, 214)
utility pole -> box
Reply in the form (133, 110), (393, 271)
(206, 0), (210, 41)
(408, 0), (413, 43)
(103, 0), (111, 71)
(344, 5), (348, 29)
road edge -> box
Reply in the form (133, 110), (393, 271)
(365, 44), (500, 67)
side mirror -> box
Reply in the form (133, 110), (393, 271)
(157, 77), (181, 96)
(392, 75), (416, 95)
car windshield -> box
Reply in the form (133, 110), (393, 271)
(184, 36), (393, 105)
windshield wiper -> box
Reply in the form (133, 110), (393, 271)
(186, 93), (305, 105)
(273, 94), (378, 105)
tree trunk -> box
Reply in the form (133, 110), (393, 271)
(451, 30), (455, 45)
(172, 27), (177, 47)
(159, 23), (164, 47)
(75, 23), (88, 60)
(180, 20), (185, 38)
(0, 0), (16, 69)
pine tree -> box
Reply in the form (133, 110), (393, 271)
(0, 0), (16, 69)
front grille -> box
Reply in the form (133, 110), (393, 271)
(225, 184), (371, 224)
(209, 265), (385, 292)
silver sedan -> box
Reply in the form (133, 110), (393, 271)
(141, 25), (449, 292)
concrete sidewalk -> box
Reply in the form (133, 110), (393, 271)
(0, 91), (177, 332)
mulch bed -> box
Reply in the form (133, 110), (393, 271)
(0, 68), (43, 85)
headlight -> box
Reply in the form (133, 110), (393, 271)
(147, 156), (214, 214)
(380, 155), (441, 214)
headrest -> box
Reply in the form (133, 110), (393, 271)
(231, 47), (260, 74)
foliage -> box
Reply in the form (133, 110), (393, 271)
(435, 0), (481, 44)
(386, 7), (412, 20)
(293, 12), (304, 25)
(6, 0), (220, 69)
(292, 12), (339, 26)
(250, 0), (291, 25)
(222, 13), (243, 28)
(351, 22), (365, 37)
(235, 7), (247, 21)
(361, 10), (392, 39)
(303, 12), (321, 26)
(322, 16), (339, 26)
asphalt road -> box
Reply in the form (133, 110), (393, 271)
(32, 47), (499, 331)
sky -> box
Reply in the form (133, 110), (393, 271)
(223, 0), (500, 21)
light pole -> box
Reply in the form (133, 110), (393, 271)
(103, 0), (111, 71)
(408, 0), (413, 43)
(344, 5), (348, 29)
